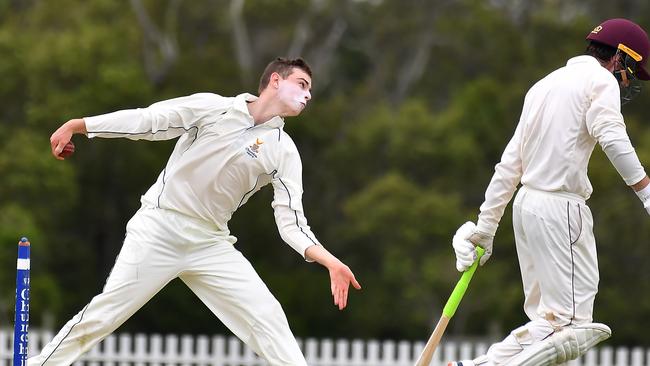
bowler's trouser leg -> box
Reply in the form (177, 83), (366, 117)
(28, 228), (176, 365)
(181, 240), (307, 366)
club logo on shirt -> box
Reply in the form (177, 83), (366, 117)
(245, 138), (264, 158)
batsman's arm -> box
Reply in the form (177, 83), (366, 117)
(50, 118), (87, 159)
(632, 176), (650, 191)
(477, 120), (525, 237)
(587, 77), (648, 198)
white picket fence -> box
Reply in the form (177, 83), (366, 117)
(1, 328), (649, 366)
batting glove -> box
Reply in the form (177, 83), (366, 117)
(452, 221), (495, 272)
(467, 228), (493, 266)
(635, 184), (650, 215)
(452, 221), (478, 272)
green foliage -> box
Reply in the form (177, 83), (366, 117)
(338, 172), (465, 338)
(0, 0), (648, 347)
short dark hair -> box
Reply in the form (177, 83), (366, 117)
(585, 41), (617, 62)
(258, 57), (312, 94)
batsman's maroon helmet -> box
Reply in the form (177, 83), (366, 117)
(587, 18), (650, 80)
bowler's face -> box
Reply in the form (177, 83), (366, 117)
(277, 69), (312, 116)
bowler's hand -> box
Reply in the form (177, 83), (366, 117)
(50, 119), (87, 160)
(305, 244), (362, 310)
(50, 127), (73, 160)
(328, 262), (362, 310)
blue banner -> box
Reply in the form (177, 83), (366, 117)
(14, 237), (30, 366)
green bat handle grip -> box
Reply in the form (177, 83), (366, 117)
(442, 246), (485, 318)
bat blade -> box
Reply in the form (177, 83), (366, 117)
(415, 315), (450, 366)
(414, 247), (485, 366)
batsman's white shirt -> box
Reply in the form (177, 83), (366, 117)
(472, 56), (647, 364)
(85, 92), (320, 257)
(477, 55), (647, 236)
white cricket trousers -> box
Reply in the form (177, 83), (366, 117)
(485, 186), (599, 365)
(28, 204), (307, 366)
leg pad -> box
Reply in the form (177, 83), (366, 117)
(506, 323), (611, 366)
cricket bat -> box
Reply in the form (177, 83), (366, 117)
(415, 247), (485, 366)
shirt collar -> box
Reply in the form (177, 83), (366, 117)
(567, 55), (601, 67)
(233, 93), (285, 128)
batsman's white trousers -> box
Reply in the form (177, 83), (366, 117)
(486, 186), (599, 364)
(28, 204), (307, 366)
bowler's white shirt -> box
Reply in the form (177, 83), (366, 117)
(477, 56), (646, 235)
(85, 93), (321, 258)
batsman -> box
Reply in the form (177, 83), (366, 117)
(448, 18), (650, 366)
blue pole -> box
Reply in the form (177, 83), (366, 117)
(14, 237), (30, 366)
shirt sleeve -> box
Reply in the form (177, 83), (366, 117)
(586, 75), (647, 186)
(84, 93), (227, 141)
(476, 119), (525, 237)
(271, 138), (322, 260)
